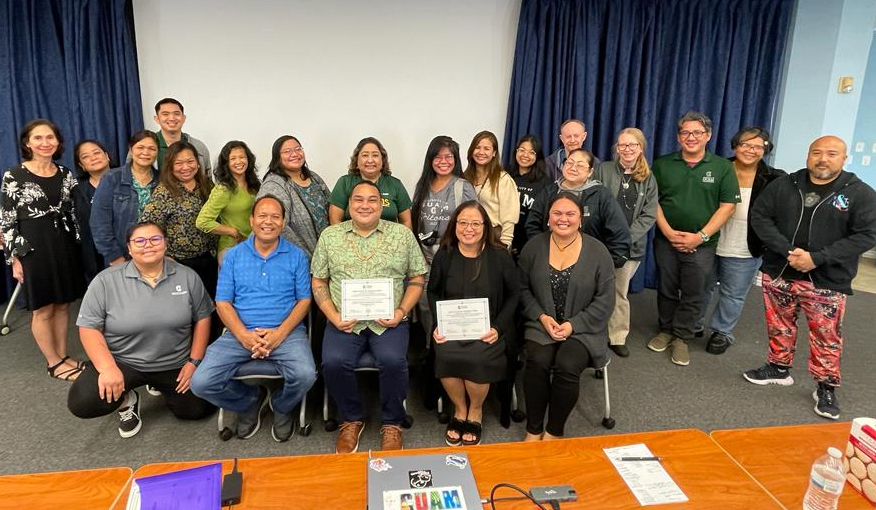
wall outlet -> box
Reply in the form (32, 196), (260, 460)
(856, 142), (865, 152)
(872, 142), (876, 153)
(862, 155), (871, 166)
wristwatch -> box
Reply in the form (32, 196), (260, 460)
(697, 230), (710, 243)
(187, 357), (202, 367)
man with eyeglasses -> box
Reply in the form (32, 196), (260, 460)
(648, 111), (740, 367)
(545, 119), (602, 181)
(126, 98), (212, 179)
(743, 135), (876, 420)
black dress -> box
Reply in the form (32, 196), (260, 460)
(0, 165), (85, 310)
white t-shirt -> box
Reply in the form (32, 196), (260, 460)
(717, 187), (753, 258)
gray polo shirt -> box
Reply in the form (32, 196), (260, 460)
(77, 258), (214, 372)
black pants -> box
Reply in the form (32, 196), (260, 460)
(653, 235), (716, 340)
(68, 361), (214, 420)
(524, 339), (592, 436)
(178, 252), (221, 342)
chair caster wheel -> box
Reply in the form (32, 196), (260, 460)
(594, 369), (604, 380)
(437, 411), (450, 424)
(0, 325), (9, 336)
(602, 417), (616, 429)
(324, 419), (338, 432)
(219, 427), (235, 441)
(402, 415), (414, 429)
(300, 423), (312, 437)
(511, 410), (526, 422)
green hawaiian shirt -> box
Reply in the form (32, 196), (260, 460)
(311, 219), (426, 335)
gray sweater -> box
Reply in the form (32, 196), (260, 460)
(518, 232), (615, 369)
(592, 160), (658, 259)
(258, 171), (331, 258)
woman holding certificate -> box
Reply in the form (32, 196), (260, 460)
(518, 192), (615, 441)
(427, 201), (520, 446)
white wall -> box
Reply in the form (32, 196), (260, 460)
(133, 0), (520, 190)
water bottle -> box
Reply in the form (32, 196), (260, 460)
(802, 447), (846, 510)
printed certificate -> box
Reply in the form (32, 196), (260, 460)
(341, 278), (395, 321)
(435, 298), (490, 341)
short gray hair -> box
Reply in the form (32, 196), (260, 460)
(677, 111), (712, 132)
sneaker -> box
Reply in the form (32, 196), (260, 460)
(145, 385), (162, 397)
(118, 390), (142, 438)
(236, 387), (268, 439)
(706, 332), (732, 355)
(380, 424), (404, 451)
(336, 421), (365, 454)
(271, 410), (295, 442)
(609, 344), (630, 357)
(670, 338), (690, 366)
(813, 383), (840, 420)
(647, 332), (673, 352)
(742, 363), (794, 386)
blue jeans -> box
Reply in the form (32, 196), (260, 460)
(191, 329), (316, 415)
(698, 255), (762, 341)
(322, 322), (409, 425)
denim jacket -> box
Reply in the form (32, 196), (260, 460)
(90, 164), (159, 263)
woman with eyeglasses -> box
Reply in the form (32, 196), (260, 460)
(592, 128), (659, 357)
(463, 131), (520, 248)
(329, 137), (412, 228)
(258, 135), (331, 259)
(518, 193), (614, 441)
(92, 131), (160, 268)
(67, 221), (215, 438)
(696, 127), (785, 355)
(507, 134), (552, 257)
(196, 141), (260, 264)
(427, 201), (519, 446)
(1, 119), (86, 381)
(525, 149), (631, 269)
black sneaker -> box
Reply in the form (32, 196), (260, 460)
(237, 387), (268, 439)
(813, 383), (840, 420)
(609, 344), (630, 357)
(706, 332), (732, 355)
(118, 390), (142, 438)
(743, 363), (794, 386)
(267, 395), (295, 442)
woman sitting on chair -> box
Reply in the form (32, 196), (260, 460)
(427, 201), (519, 446)
(67, 221), (215, 438)
(518, 192), (615, 441)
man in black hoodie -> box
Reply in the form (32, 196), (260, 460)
(743, 135), (876, 420)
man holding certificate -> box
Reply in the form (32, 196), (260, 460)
(311, 181), (426, 453)
(427, 201), (520, 447)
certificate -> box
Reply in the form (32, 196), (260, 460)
(341, 278), (395, 321)
(435, 298), (490, 341)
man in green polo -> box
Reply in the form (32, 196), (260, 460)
(648, 111), (740, 366)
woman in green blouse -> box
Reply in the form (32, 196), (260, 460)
(196, 141), (259, 263)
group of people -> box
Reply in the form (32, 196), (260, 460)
(3, 98), (875, 454)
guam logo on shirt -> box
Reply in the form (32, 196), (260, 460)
(702, 171), (715, 184)
(832, 194), (850, 212)
(171, 284), (188, 296)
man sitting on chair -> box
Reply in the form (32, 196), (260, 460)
(312, 180), (426, 453)
(191, 195), (316, 442)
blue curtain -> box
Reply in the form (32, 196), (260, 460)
(0, 0), (143, 301)
(504, 0), (795, 291)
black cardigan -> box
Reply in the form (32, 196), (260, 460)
(728, 156), (786, 257)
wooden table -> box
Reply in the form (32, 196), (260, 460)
(110, 428), (780, 508)
(0, 467), (131, 510)
(712, 422), (871, 509)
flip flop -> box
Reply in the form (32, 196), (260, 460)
(444, 417), (465, 446)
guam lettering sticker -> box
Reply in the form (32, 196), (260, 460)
(445, 454), (468, 469)
(369, 458), (392, 472)
(833, 194), (850, 211)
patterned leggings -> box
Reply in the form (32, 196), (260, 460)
(762, 274), (846, 386)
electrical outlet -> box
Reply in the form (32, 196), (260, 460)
(862, 155), (871, 166)
(856, 142), (865, 152)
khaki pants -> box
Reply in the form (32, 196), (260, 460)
(608, 260), (641, 346)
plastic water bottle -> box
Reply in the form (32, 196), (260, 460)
(802, 447), (846, 510)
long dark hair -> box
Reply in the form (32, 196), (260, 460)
(214, 140), (260, 193)
(506, 134), (547, 183)
(463, 130), (503, 192)
(265, 135), (313, 181)
(439, 201), (502, 280)
(19, 118), (64, 160)
(159, 141), (212, 201)
(411, 135), (463, 234)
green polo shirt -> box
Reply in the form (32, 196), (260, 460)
(652, 151), (740, 247)
(311, 219), (426, 335)
(329, 174), (412, 222)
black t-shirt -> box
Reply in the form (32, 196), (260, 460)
(781, 174), (838, 281)
(616, 175), (637, 227)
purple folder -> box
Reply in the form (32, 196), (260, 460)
(127, 463), (222, 510)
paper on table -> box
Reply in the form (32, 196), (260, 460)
(125, 463), (222, 510)
(603, 443), (688, 506)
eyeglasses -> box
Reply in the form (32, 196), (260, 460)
(281, 147), (304, 155)
(738, 142), (765, 153)
(616, 143), (640, 151)
(563, 160), (591, 171)
(516, 148), (536, 156)
(129, 235), (164, 247)
(457, 220), (484, 230)
(433, 154), (454, 161)
(678, 130), (708, 139)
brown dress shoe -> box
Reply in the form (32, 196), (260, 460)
(336, 421), (365, 454)
(380, 424), (403, 451)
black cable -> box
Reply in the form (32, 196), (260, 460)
(487, 483), (548, 510)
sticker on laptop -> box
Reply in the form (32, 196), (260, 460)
(409, 469), (433, 489)
(445, 454), (467, 469)
(369, 457), (392, 472)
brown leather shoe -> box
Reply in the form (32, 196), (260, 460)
(380, 424), (403, 451)
(335, 421), (365, 454)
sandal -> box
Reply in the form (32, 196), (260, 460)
(60, 355), (86, 370)
(462, 420), (482, 446)
(47, 358), (83, 381)
(444, 417), (465, 446)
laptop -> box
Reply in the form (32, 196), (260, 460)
(366, 452), (481, 510)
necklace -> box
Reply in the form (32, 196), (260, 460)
(619, 171), (635, 210)
(136, 265), (163, 283)
(620, 172), (634, 190)
(348, 229), (386, 261)
(551, 234), (579, 252)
